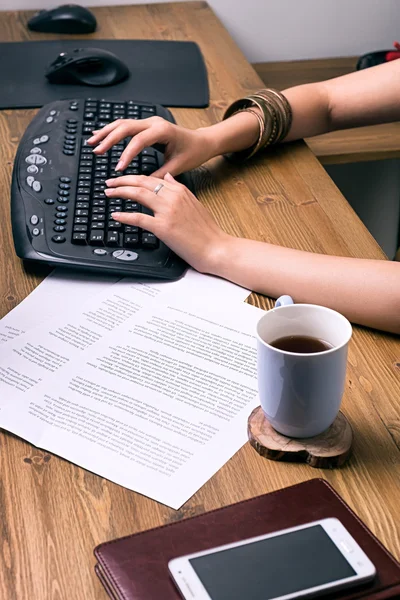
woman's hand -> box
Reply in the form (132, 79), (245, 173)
(87, 117), (215, 177)
(105, 173), (231, 273)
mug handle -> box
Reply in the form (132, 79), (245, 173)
(275, 295), (294, 308)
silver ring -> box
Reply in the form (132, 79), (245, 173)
(153, 183), (164, 195)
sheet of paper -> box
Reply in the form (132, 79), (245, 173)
(0, 269), (249, 409)
(0, 296), (262, 509)
(0, 269), (120, 344)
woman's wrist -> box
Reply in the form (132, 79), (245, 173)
(198, 110), (261, 158)
(199, 233), (239, 277)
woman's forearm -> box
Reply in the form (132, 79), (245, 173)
(208, 237), (400, 334)
(202, 60), (400, 158)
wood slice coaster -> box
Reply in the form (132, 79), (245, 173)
(248, 406), (353, 469)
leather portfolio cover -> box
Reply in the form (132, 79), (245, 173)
(94, 479), (400, 600)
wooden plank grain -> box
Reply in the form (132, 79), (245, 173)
(0, 4), (399, 599)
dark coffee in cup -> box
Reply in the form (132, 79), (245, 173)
(270, 335), (333, 354)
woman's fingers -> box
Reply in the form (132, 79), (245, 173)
(105, 185), (158, 211)
(92, 122), (138, 154)
(87, 120), (126, 145)
(105, 174), (176, 193)
(151, 156), (186, 179)
(111, 211), (156, 232)
(115, 119), (173, 171)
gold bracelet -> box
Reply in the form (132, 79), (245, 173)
(223, 107), (265, 162)
(222, 88), (293, 161)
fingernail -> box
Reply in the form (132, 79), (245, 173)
(115, 161), (123, 171)
(105, 179), (113, 186)
(104, 189), (111, 196)
(87, 136), (95, 142)
(111, 212), (121, 219)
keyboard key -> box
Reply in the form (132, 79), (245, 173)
(142, 232), (158, 248)
(74, 217), (88, 224)
(124, 226), (139, 233)
(124, 202), (140, 211)
(56, 211), (67, 218)
(51, 235), (66, 243)
(75, 210), (89, 217)
(54, 225), (66, 232)
(56, 206), (68, 212)
(141, 156), (157, 165)
(89, 231), (105, 245)
(92, 206), (106, 214)
(124, 234), (139, 247)
(91, 214), (104, 222)
(142, 164), (156, 174)
(73, 225), (87, 232)
(77, 195), (90, 202)
(72, 233), (87, 244)
(91, 222), (105, 229)
(55, 218), (66, 225)
(142, 147), (156, 157)
(106, 231), (119, 246)
(108, 221), (122, 230)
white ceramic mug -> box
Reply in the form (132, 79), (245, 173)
(256, 296), (352, 438)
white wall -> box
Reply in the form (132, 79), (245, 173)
(3, 0), (399, 62)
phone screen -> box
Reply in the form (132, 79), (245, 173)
(188, 525), (356, 600)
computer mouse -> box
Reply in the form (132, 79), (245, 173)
(27, 4), (97, 34)
(45, 48), (130, 87)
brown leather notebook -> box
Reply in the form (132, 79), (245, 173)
(94, 479), (400, 600)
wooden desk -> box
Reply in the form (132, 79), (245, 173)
(254, 58), (400, 164)
(0, 3), (399, 599)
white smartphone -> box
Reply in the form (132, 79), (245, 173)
(168, 518), (376, 600)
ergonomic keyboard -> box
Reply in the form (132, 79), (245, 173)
(11, 98), (192, 279)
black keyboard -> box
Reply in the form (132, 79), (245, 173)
(11, 98), (192, 279)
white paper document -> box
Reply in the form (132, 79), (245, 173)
(0, 294), (262, 509)
(0, 270), (249, 406)
(0, 269), (120, 344)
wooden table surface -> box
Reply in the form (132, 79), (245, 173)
(0, 3), (399, 599)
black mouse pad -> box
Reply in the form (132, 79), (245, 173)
(0, 40), (209, 109)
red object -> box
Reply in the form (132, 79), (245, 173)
(385, 41), (400, 61)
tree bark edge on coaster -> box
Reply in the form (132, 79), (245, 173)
(247, 406), (353, 469)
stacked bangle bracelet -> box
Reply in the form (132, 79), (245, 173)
(223, 88), (293, 162)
